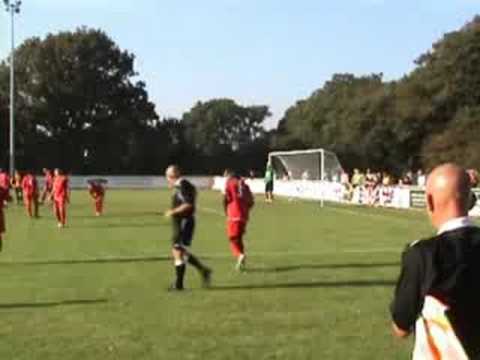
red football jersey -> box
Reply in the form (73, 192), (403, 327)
(52, 175), (69, 202)
(0, 173), (9, 190)
(22, 174), (38, 196)
(225, 177), (254, 222)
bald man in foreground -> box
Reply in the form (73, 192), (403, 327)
(390, 163), (480, 359)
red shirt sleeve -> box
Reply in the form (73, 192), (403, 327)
(225, 179), (234, 204)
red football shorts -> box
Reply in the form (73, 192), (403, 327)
(227, 221), (247, 239)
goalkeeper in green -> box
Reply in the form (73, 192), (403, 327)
(264, 161), (274, 203)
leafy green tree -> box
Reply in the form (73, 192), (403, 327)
(274, 16), (480, 174)
(183, 99), (270, 155)
(181, 99), (271, 173)
(0, 27), (158, 173)
(422, 106), (480, 170)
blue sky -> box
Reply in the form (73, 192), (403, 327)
(1, 0), (479, 128)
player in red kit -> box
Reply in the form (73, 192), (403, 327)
(0, 169), (10, 207)
(0, 186), (11, 251)
(52, 169), (69, 228)
(223, 169), (255, 271)
(0, 169), (10, 191)
(21, 172), (39, 218)
(87, 179), (106, 216)
(40, 168), (54, 205)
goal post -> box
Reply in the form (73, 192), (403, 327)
(267, 149), (344, 206)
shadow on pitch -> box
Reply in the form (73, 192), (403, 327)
(210, 280), (396, 291)
(0, 256), (171, 266)
(74, 212), (161, 220)
(77, 222), (167, 229)
(0, 298), (108, 310)
(245, 262), (400, 273)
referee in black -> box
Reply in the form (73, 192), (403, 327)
(390, 163), (480, 358)
(164, 165), (212, 291)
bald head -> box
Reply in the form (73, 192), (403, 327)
(165, 165), (181, 188)
(426, 163), (471, 229)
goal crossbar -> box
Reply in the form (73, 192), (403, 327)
(268, 149), (326, 157)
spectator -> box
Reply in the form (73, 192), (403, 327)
(401, 171), (413, 186)
(466, 169), (479, 188)
(467, 169), (479, 210)
(340, 171), (352, 201)
(382, 172), (392, 186)
(365, 169), (377, 206)
(351, 169), (362, 189)
(416, 169), (426, 187)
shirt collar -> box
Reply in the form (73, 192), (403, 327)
(437, 217), (475, 235)
(174, 178), (183, 187)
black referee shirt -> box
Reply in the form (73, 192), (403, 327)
(391, 223), (480, 358)
(171, 178), (196, 219)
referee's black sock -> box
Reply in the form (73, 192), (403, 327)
(175, 263), (186, 289)
(187, 254), (206, 272)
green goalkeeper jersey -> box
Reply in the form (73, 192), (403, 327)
(264, 165), (274, 183)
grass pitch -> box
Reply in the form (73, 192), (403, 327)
(0, 189), (440, 359)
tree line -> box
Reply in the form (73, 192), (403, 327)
(274, 16), (480, 174)
(1, 17), (480, 175)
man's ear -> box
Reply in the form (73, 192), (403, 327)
(427, 193), (434, 213)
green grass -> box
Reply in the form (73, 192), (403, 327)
(0, 190), (439, 359)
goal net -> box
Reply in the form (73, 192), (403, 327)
(267, 149), (344, 205)
(268, 149), (344, 182)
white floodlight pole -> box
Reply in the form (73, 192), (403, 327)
(320, 149), (325, 208)
(4, 0), (21, 176)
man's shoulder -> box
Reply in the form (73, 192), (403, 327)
(178, 179), (196, 194)
(180, 178), (194, 187)
(403, 236), (438, 258)
(404, 227), (480, 254)
(440, 226), (480, 249)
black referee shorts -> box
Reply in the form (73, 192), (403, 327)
(265, 181), (274, 193)
(172, 217), (195, 249)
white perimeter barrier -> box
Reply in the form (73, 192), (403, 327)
(31, 175), (480, 216)
(212, 177), (480, 216)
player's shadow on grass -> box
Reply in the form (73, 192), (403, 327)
(0, 256), (171, 266)
(74, 212), (161, 220)
(246, 262), (400, 273)
(211, 280), (396, 291)
(78, 222), (167, 229)
(0, 298), (108, 310)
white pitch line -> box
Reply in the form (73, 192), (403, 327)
(324, 206), (419, 223)
(201, 204), (419, 225)
(200, 206), (225, 217)
(198, 206), (405, 255)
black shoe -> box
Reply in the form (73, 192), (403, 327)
(201, 268), (212, 288)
